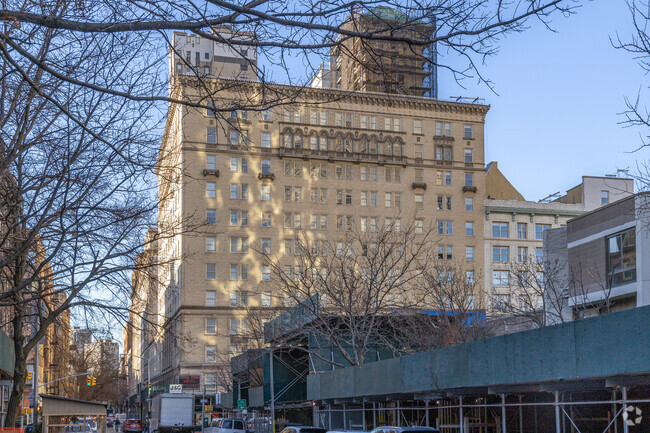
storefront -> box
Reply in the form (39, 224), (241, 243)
(41, 395), (106, 433)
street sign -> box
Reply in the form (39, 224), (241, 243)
(204, 405), (213, 412)
(169, 384), (183, 394)
(179, 376), (200, 389)
(237, 399), (246, 410)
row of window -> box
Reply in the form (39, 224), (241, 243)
(207, 176), (475, 202)
(491, 246), (544, 263)
(492, 270), (545, 288)
(206, 128), (476, 157)
(280, 110), (473, 138)
(205, 290), (272, 308)
(491, 222), (552, 240)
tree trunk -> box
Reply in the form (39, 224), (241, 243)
(5, 307), (27, 427)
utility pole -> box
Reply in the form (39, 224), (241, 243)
(33, 342), (39, 431)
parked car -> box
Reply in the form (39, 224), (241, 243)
(280, 427), (327, 433)
(124, 419), (144, 433)
(206, 418), (245, 433)
(369, 427), (439, 433)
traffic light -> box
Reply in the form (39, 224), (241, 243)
(87, 375), (92, 386)
(147, 383), (152, 392)
(26, 371), (32, 381)
(91, 377), (96, 386)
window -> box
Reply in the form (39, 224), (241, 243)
(492, 295), (510, 311)
(445, 171), (452, 185)
(360, 115), (368, 129)
(262, 265), (272, 281)
(464, 149), (473, 163)
(606, 228), (636, 287)
(230, 264), (248, 281)
(466, 272), (475, 285)
(320, 111), (328, 126)
(229, 130), (239, 146)
(284, 109), (293, 122)
(230, 319), (239, 335)
(438, 220), (452, 235)
(415, 219), (424, 234)
(206, 264), (216, 280)
(261, 212), (272, 227)
(261, 159), (272, 174)
(493, 246), (509, 262)
(492, 222), (509, 238)
(206, 182), (216, 198)
(435, 145), (452, 162)
(517, 223), (527, 239)
(413, 119), (423, 134)
(465, 198), (474, 211)
(369, 116), (377, 130)
(206, 155), (217, 171)
(261, 132), (272, 148)
(535, 224), (551, 240)
(284, 213), (301, 229)
(536, 247), (544, 263)
(262, 108), (272, 121)
(464, 173), (474, 187)
(206, 237), (216, 252)
(492, 271), (509, 287)
(601, 190), (609, 205)
(206, 318), (217, 334)
(206, 209), (216, 225)
(414, 144), (423, 160)
(205, 346), (217, 361)
(230, 184), (249, 200)
(464, 124), (473, 139)
(466, 246), (475, 261)
(260, 185), (271, 201)
(230, 237), (249, 253)
(465, 222), (474, 236)
(229, 210), (249, 227)
(206, 291), (216, 306)
(261, 292), (272, 307)
(517, 247), (528, 263)
(385, 167), (402, 183)
(207, 128), (217, 144)
(415, 194), (424, 210)
(257, 239), (271, 255)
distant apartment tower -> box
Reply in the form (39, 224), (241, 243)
(330, 7), (434, 95)
(149, 21), (489, 395)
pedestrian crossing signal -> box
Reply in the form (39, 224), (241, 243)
(91, 377), (96, 386)
(26, 371), (32, 381)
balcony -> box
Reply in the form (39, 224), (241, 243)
(203, 169), (220, 177)
(412, 182), (427, 190)
(463, 186), (478, 193)
(257, 172), (275, 180)
(277, 147), (407, 166)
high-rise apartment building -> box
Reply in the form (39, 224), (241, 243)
(148, 22), (489, 395)
(330, 6), (434, 95)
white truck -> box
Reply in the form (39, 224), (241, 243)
(150, 393), (194, 433)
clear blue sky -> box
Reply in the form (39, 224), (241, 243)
(439, 0), (648, 201)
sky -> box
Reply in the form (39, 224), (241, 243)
(438, 0), (648, 201)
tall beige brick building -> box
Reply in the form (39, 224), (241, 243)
(140, 22), (489, 400)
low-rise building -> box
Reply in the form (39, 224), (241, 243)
(546, 192), (650, 321)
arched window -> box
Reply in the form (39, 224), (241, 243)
(344, 136), (353, 153)
(320, 135), (328, 151)
(310, 135), (318, 150)
(283, 132), (293, 148)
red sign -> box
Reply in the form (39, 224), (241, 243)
(179, 375), (200, 388)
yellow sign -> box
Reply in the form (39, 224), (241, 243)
(23, 408), (33, 414)
(204, 405), (213, 412)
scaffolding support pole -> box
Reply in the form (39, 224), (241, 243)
(425, 400), (429, 427)
(328, 404), (332, 430)
(622, 387), (629, 433)
(459, 396), (464, 433)
(554, 392), (561, 433)
(362, 402), (366, 431)
(518, 395), (523, 433)
(343, 403), (346, 430)
(501, 394), (507, 433)
(373, 402), (376, 429)
(396, 401), (400, 427)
